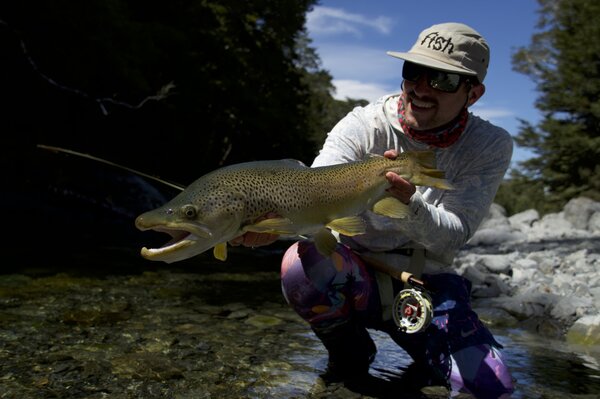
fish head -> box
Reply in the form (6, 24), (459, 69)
(135, 188), (246, 263)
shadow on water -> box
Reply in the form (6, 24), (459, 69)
(1, 148), (599, 398)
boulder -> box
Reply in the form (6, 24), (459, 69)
(566, 315), (600, 346)
(563, 196), (600, 231)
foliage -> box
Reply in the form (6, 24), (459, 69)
(508, 0), (600, 213)
(495, 170), (562, 216)
(1, 0), (361, 185)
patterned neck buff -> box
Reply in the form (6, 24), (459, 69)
(397, 97), (469, 148)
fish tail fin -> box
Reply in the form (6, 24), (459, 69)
(411, 173), (454, 190)
(419, 168), (445, 179)
(407, 151), (454, 190)
(410, 150), (437, 169)
(414, 166), (454, 189)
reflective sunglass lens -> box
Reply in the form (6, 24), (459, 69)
(402, 62), (463, 93)
(430, 72), (461, 92)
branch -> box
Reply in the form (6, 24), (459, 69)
(0, 18), (175, 115)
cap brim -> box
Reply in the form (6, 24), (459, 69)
(386, 51), (477, 77)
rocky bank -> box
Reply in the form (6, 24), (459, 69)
(457, 196), (600, 346)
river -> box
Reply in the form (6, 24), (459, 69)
(1, 247), (598, 399)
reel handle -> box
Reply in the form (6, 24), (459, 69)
(356, 253), (435, 333)
(400, 272), (425, 289)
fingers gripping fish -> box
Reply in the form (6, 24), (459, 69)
(134, 151), (453, 263)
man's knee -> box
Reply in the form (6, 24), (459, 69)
(280, 240), (375, 325)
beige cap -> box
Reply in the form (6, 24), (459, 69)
(387, 22), (490, 83)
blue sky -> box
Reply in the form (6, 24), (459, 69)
(306, 0), (542, 169)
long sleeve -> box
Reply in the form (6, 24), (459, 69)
(388, 132), (513, 254)
(311, 94), (513, 259)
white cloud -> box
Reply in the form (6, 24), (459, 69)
(332, 79), (396, 102)
(470, 102), (514, 123)
(307, 6), (393, 37)
(317, 43), (401, 83)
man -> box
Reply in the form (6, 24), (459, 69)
(234, 22), (514, 398)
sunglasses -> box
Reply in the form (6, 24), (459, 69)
(402, 62), (470, 93)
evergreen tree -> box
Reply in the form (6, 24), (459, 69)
(509, 0), (600, 212)
(1, 0), (331, 184)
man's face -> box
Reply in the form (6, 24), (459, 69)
(401, 64), (474, 131)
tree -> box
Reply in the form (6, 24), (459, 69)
(509, 0), (600, 213)
(1, 0), (328, 185)
(291, 31), (369, 156)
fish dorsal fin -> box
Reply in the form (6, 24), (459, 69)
(279, 159), (308, 168)
(213, 242), (228, 261)
(326, 216), (366, 236)
(242, 217), (295, 235)
(373, 196), (410, 219)
(362, 153), (384, 160)
(250, 159), (308, 169)
(313, 228), (338, 257)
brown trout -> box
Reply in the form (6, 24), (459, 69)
(134, 151), (452, 263)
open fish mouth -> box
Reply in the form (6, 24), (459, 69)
(140, 228), (197, 259)
(135, 217), (215, 262)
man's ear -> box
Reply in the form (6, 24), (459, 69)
(468, 84), (486, 107)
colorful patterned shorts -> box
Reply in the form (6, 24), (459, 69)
(281, 240), (514, 398)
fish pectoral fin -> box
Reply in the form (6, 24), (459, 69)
(213, 242), (228, 261)
(242, 217), (295, 235)
(326, 216), (366, 236)
(400, 151), (453, 190)
(373, 197), (410, 219)
(313, 228), (338, 257)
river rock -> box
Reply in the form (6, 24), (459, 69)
(458, 196), (600, 346)
(563, 196), (600, 231)
(566, 315), (600, 346)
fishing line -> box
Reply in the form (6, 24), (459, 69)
(37, 144), (185, 191)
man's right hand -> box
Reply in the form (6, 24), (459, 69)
(228, 212), (280, 247)
(384, 149), (416, 204)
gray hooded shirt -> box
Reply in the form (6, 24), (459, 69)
(311, 94), (513, 268)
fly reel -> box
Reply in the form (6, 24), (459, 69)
(392, 288), (433, 334)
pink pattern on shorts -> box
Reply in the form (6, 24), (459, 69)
(281, 240), (374, 325)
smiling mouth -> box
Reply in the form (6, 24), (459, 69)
(409, 97), (435, 110)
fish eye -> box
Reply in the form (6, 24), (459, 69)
(182, 205), (197, 219)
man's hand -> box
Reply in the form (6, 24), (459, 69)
(384, 150), (416, 205)
(228, 212), (280, 247)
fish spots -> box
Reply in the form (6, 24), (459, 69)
(195, 190), (244, 219)
(135, 152), (450, 263)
